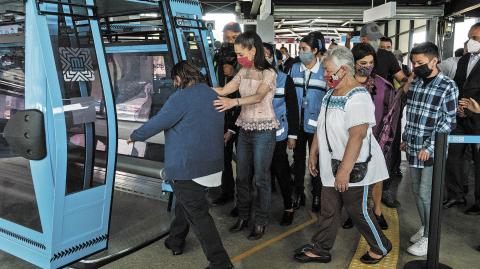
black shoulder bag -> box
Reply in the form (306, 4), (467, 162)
(324, 93), (372, 183)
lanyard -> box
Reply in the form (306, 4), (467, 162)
(303, 71), (313, 98)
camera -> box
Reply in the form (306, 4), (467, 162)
(214, 43), (237, 67)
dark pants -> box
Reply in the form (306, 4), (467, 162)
(166, 180), (232, 269)
(221, 134), (236, 198)
(311, 186), (391, 256)
(390, 111), (402, 172)
(293, 130), (321, 196)
(446, 125), (480, 204)
(236, 129), (276, 225)
(271, 139), (294, 209)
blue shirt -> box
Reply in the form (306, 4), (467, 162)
(131, 83), (224, 180)
(403, 72), (459, 168)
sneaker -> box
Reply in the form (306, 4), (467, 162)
(409, 226), (424, 243)
(407, 237), (428, 256)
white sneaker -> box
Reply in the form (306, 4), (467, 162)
(409, 226), (424, 243)
(407, 237), (428, 256)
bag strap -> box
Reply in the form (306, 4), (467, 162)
(324, 91), (372, 163)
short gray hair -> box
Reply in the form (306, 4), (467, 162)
(324, 46), (355, 74)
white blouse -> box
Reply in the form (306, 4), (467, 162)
(316, 87), (389, 187)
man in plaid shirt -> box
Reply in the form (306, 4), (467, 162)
(401, 42), (459, 257)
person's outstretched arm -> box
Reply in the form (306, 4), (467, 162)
(129, 91), (186, 143)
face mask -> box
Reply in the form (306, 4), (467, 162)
(299, 52), (315, 65)
(467, 39), (480, 53)
(266, 57), (274, 65)
(414, 63), (433, 78)
(356, 65), (373, 77)
(324, 69), (343, 89)
(237, 56), (253, 68)
(282, 54), (287, 61)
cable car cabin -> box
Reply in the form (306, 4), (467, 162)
(0, 0), (215, 268)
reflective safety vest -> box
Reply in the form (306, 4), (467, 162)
(273, 71), (288, 141)
(289, 61), (327, 134)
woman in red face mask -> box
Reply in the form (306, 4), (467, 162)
(294, 46), (392, 265)
(214, 32), (278, 241)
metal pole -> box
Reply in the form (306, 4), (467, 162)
(404, 133), (453, 269)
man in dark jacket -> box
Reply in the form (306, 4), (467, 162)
(280, 47), (296, 74)
(444, 22), (480, 215)
(213, 22), (241, 206)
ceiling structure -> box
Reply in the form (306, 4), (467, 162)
(200, 0), (479, 39)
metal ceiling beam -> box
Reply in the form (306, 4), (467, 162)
(275, 26), (354, 33)
(274, 5), (444, 20)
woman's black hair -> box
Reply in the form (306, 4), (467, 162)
(235, 31), (275, 71)
(262, 42), (275, 57)
(301, 32), (326, 55)
(352, 43), (378, 96)
(171, 60), (204, 89)
(351, 43), (378, 72)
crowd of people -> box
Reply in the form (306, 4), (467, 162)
(128, 21), (480, 269)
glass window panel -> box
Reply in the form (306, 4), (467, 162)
(0, 1), (42, 232)
(101, 13), (167, 45)
(45, 0), (110, 195)
(106, 52), (174, 162)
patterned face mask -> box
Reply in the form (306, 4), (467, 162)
(356, 65), (374, 77)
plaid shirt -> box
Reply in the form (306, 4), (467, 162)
(402, 72), (459, 168)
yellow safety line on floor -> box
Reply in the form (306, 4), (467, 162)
(348, 206), (400, 269)
(231, 213), (318, 262)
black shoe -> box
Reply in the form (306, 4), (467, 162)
(293, 252), (331, 263)
(294, 243), (315, 255)
(229, 206), (239, 217)
(164, 240), (184, 256)
(375, 214), (389, 230)
(212, 194), (233, 206)
(382, 198), (401, 208)
(360, 252), (385, 264)
(293, 193), (306, 210)
(312, 195), (320, 212)
(443, 198), (467, 209)
(476, 245), (480, 252)
(229, 219), (248, 233)
(342, 217), (354, 229)
(280, 210), (294, 226)
(248, 225), (265, 240)
(465, 204), (480, 215)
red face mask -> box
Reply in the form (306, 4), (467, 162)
(324, 69), (342, 89)
(237, 56), (254, 68)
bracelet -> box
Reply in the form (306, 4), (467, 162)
(236, 98), (240, 106)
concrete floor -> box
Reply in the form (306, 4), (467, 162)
(1, 162), (479, 269)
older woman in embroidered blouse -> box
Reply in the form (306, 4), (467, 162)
(214, 32), (277, 241)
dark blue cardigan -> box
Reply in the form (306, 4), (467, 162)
(130, 83), (224, 180)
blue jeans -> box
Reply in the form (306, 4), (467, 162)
(410, 166), (434, 237)
(236, 128), (276, 225)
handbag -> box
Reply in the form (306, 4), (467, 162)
(324, 93), (372, 183)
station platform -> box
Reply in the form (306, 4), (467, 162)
(1, 162), (477, 269)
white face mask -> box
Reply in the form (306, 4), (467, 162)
(467, 39), (480, 53)
(282, 54), (287, 61)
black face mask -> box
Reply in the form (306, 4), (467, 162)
(414, 63), (433, 78)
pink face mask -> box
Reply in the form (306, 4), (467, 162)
(237, 56), (254, 68)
